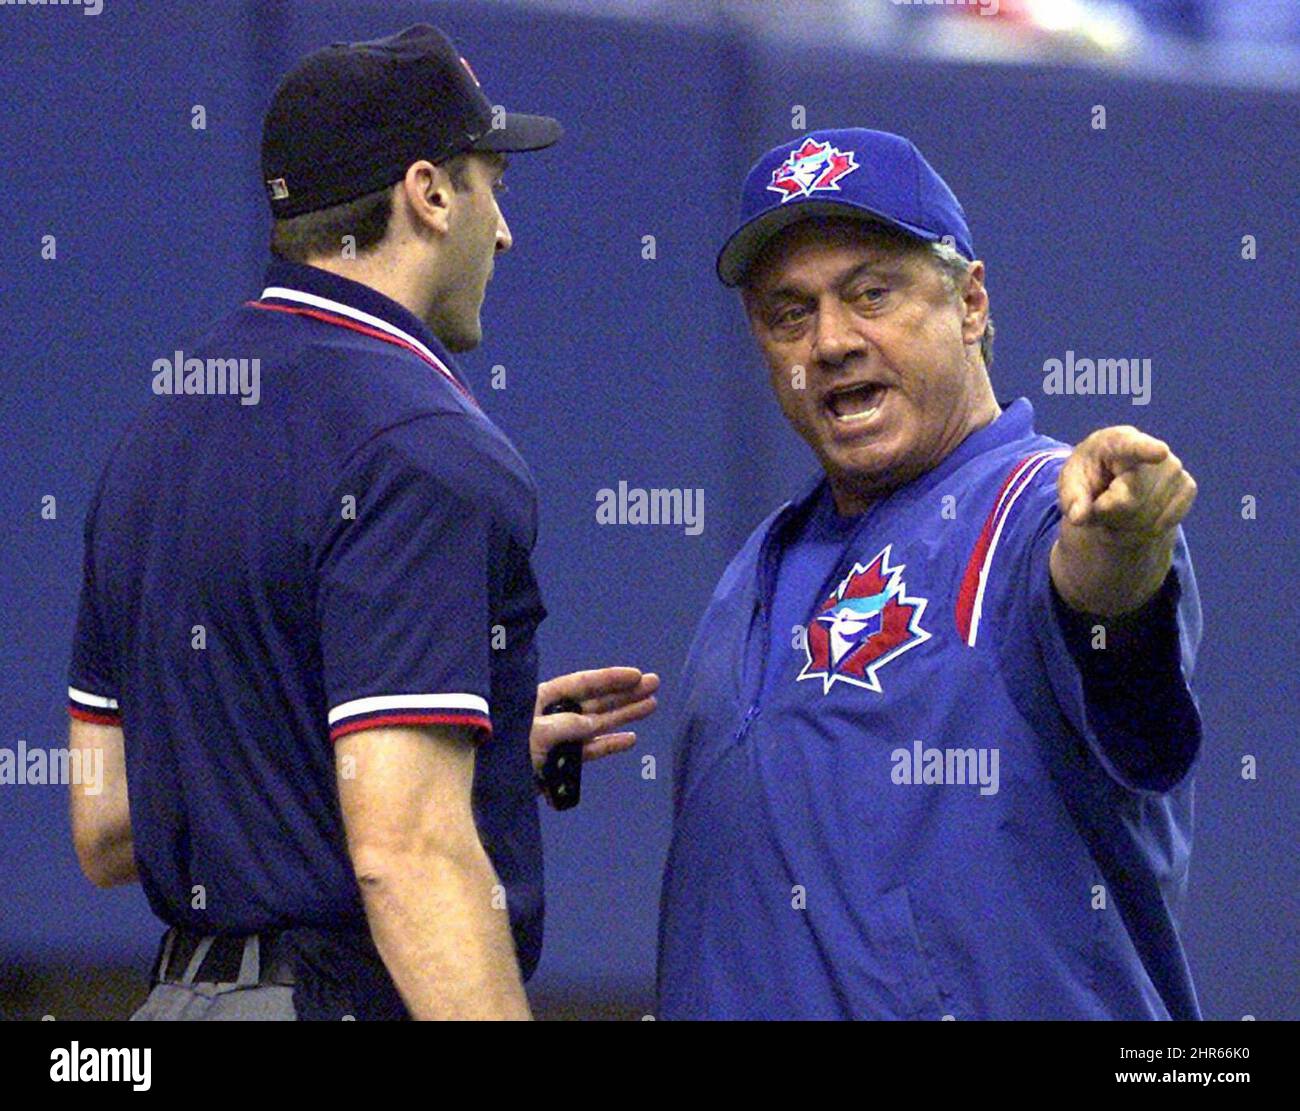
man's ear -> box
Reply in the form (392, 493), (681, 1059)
(399, 160), (453, 237)
(960, 260), (988, 347)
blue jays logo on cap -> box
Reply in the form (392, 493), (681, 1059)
(798, 544), (930, 695)
(717, 127), (975, 287)
(767, 137), (860, 203)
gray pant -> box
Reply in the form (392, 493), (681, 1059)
(130, 933), (297, 1021)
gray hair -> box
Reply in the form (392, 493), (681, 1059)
(928, 239), (995, 372)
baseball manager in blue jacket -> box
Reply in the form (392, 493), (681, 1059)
(657, 129), (1203, 1020)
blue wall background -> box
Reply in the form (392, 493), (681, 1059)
(2, 0), (1295, 1018)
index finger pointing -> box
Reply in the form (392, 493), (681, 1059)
(1100, 428), (1169, 472)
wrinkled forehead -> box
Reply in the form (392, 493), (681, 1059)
(744, 217), (928, 296)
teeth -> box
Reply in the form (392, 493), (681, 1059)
(835, 405), (879, 423)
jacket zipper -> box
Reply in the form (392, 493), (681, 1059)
(732, 502), (790, 746)
(732, 597), (770, 747)
(732, 701), (761, 746)
(733, 484), (887, 747)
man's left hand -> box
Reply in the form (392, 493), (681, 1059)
(530, 667), (659, 776)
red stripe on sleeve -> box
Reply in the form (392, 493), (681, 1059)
(68, 706), (122, 726)
(329, 712), (493, 742)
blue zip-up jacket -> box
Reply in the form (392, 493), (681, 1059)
(657, 398), (1203, 1020)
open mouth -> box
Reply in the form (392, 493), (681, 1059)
(825, 382), (887, 423)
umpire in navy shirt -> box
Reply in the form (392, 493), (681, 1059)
(66, 24), (657, 1020)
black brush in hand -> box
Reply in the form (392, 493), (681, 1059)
(540, 698), (584, 810)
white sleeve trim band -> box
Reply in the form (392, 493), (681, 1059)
(68, 687), (120, 710)
(327, 692), (490, 726)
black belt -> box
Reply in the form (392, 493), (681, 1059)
(151, 926), (296, 987)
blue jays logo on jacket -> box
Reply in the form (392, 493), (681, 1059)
(798, 544), (930, 694)
(768, 137), (860, 202)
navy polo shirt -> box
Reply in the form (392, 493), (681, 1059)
(68, 260), (546, 982)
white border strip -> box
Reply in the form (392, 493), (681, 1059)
(68, 686), (119, 710)
(966, 449), (1070, 648)
(259, 286), (458, 386)
(328, 692), (490, 727)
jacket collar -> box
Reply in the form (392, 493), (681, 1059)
(758, 397), (1041, 602)
(257, 259), (474, 398)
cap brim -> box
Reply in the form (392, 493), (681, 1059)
(716, 199), (940, 287)
(471, 112), (563, 153)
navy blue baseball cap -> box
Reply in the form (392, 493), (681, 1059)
(716, 128), (974, 287)
(262, 23), (562, 219)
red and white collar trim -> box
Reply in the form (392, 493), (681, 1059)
(254, 285), (474, 405)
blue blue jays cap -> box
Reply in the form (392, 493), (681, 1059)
(717, 128), (975, 287)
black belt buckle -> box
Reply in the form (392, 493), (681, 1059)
(153, 927), (295, 986)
